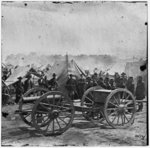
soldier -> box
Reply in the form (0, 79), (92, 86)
(48, 73), (58, 90)
(135, 76), (145, 112)
(24, 74), (33, 93)
(92, 74), (98, 86)
(97, 77), (106, 89)
(77, 74), (86, 98)
(121, 72), (127, 86)
(85, 76), (93, 90)
(114, 72), (120, 88)
(13, 76), (24, 104)
(126, 77), (134, 94)
(118, 77), (126, 88)
(104, 77), (111, 89)
(109, 79), (115, 90)
(66, 74), (77, 100)
(43, 75), (48, 88)
(38, 76), (44, 87)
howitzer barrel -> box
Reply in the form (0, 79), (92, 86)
(23, 94), (63, 101)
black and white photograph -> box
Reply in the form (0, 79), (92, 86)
(1, 1), (148, 146)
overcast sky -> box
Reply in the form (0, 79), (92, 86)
(2, 1), (147, 60)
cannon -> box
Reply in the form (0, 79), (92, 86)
(19, 85), (136, 136)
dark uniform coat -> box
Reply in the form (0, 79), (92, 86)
(13, 80), (24, 103)
(48, 78), (58, 90)
(135, 81), (145, 100)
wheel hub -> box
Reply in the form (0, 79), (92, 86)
(118, 104), (125, 114)
(50, 110), (59, 119)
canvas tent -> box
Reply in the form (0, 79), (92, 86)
(5, 65), (31, 86)
(125, 60), (146, 78)
(46, 55), (85, 91)
(106, 61), (126, 75)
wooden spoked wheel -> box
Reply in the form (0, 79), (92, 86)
(104, 88), (136, 129)
(81, 86), (105, 124)
(19, 87), (49, 126)
(31, 91), (75, 136)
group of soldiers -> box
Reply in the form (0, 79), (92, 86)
(13, 74), (33, 103)
(12, 71), (145, 112)
(65, 72), (145, 112)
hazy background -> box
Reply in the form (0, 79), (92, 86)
(1, 1), (147, 74)
(2, 1), (147, 59)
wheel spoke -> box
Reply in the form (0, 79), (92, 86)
(56, 96), (62, 106)
(45, 120), (52, 132)
(58, 117), (68, 125)
(89, 92), (94, 99)
(117, 114), (120, 125)
(56, 118), (62, 130)
(53, 95), (55, 108)
(59, 113), (72, 119)
(52, 120), (55, 133)
(111, 114), (117, 123)
(24, 112), (31, 118)
(125, 110), (132, 115)
(118, 93), (121, 104)
(108, 110), (117, 116)
(22, 108), (32, 112)
(107, 107), (117, 111)
(126, 107), (134, 110)
(36, 110), (49, 114)
(39, 102), (51, 111)
(125, 100), (134, 105)
(113, 96), (119, 105)
(125, 94), (130, 101)
(42, 117), (50, 124)
(123, 112), (129, 122)
(120, 92), (125, 103)
(85, 96), (94, 104)
(108, 101), (118, 108)
(121, 114), (124, 125)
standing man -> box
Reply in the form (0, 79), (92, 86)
(114, 72), (120, 88)
(13, 77), (24, 104)
(66, 74), (77, 100)
(104, 77), (111, 89)
(77, 74), (86, 98)
(24, 74), (33, 93)
(126, 77), (135, 94)
(97, 77), (106, 89)
(48, 73), (58, 90)
(121, 72), (127, 86)
(135, 76), (145, 112)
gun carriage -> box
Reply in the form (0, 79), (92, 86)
(19, 84), (136, 136)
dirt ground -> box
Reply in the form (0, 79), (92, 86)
(2, 103), (147, 146)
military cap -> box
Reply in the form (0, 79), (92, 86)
(17, 76), (22, 80)
(53, 73), (56, 77)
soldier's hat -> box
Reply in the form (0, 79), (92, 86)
(53, 73), (56, 77)
(26, 74), (31, 78)
(121, 72), (126, 76)
(17, 76), (22, 80)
